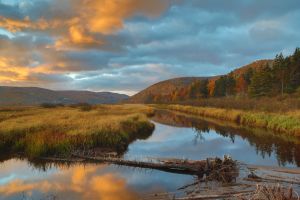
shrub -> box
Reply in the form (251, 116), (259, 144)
(40, 103), (58, 108)
(70, 103), (93, 111)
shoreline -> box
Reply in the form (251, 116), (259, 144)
(154, 104), (300, 136)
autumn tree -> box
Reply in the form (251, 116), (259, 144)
(236, 75), (247, 94)
(147, 47), (300, 102)
(177, 88), (188, 101)
(171, 91), (178, 102)
(207, 79), (216, 97)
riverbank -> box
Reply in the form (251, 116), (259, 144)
(154, 104), (300, 136)
(1, 107), (300, 200)
(0, 104), (154, 158)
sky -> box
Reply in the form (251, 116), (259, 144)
(0, 0), (300, 95)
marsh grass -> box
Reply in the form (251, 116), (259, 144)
(243, 184), (298, 200)
(156, 105), (300, 136)
(179, 95), (300, 113)
(0, 104), (154, 157)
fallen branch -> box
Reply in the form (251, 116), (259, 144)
(72, 154), (238, 178)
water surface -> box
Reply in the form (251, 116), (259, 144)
(1, 110), (300, 199)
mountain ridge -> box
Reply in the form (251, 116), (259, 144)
(0, 86), (129, 105)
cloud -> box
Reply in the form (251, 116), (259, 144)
(0, 179), (51, 196)
(0, 0), (170, 50)
(0, 0), (300, 94)
(0, 165), (138, 200)
(0, 2), (22, 19)
(0, 34), (114, 85)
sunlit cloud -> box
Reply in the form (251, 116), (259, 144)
(0, 179), (52, 196)
(0, 165), (138, 199)
(0, 0), (300, 94)
(0, 0), (170, 50)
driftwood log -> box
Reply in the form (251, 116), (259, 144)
(71, 153), (238, 178)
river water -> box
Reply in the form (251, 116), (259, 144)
(1, 110), (300, 200)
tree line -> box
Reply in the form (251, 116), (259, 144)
(151, 48), (300, 102)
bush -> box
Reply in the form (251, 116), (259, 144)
(70, 103), (93, 111)
(40, 103), (58, 108)
(40, 103), (64, 108)
(80, 104), (93, 112)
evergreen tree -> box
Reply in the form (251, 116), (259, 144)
(188, 81), (200, 99)
(188, 81), (199, 99)
(288, 48), (300, 92)
(273, 53), (290, 95)
(188, 79), (209, 99)
(199, 79), (209, 98)
(244, 67), (254, 85)
(225, 74), (236, 96)
(248, 64), (273, 97)
(213, 76), (227, 97)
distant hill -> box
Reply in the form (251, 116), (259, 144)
(231, 59), (273, 77)
(127, 77), (211, 103)
(127, 60), (273, 103)
(0, 87), (129, 106)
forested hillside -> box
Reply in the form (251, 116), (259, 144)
(128, 77), (211, 103)
(129, 48), (300, 103)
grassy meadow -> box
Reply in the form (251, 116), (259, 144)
(178, 95), (300, 113)
(0, 104), (154, 158)
(155, 104), (300, 136)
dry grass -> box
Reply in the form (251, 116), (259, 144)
(0, 104), (154, 157)
(243, 184), (299, 200)
(179, 95), (300, 113)
(155, 105), (300, 136)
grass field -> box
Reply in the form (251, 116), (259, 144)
(155, 104), (300, 136)
(0, 104), (154, 157)
(176, 95), (300, 113)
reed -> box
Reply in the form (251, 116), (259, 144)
(245, 184), (297, 200)
(156, 104), (300, 136)
(0, 104), (154, 157)
(179, 95), (300, 113)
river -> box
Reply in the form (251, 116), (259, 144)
(0, 110), (300, 199)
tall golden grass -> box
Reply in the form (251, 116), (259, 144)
(156, 104), (300, 136)
(178, 95), (300, 113)
(0, 104), (154, 157)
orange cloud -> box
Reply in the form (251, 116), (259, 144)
(0, 180), (52, 196)
(82, 0), (169, 34)
(88, 174), (138, 200)
(0, 0), (169, 50)
(0, 34), (95, 84)
(0, 57), (30, 82)
(0, 165), (138, 199)
(0, 0), (171, 85)
(71, 165), (97, 192)
(0, 16), (61, 33)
